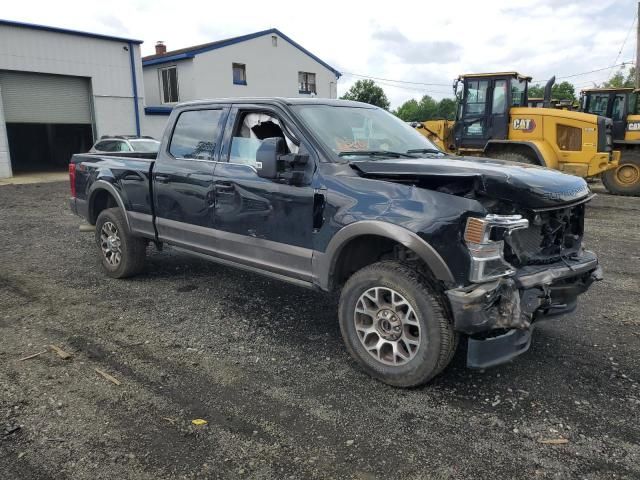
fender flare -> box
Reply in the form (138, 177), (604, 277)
(88, 180), (131, 229)
(312, 220), (455, 290)
(483, 140), (550, 167)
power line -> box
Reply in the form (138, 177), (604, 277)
(344, 61), (636, 94)
(608, 13), (637, 80)
(531, 61), (635, 83)
(573, 79), (609, 87)
(340, 71), (452, 87)
(370, 80), (453, 95)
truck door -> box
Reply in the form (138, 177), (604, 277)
(489, 79), (509, 140)
(153, 107), (229, 242)
(211, 105), (316, 283)
(454, 79), (490, 149)
(454, 78), (510, 150)
(610, 93), (627, 141)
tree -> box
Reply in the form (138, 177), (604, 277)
(524, 81), (576, 102)
(436, 98), (457, 120)
(528, 84), (544, 98)
(552, 81), (576, 102)
(602, 67), (635, 88)
(341, 80), (390, 110)
(393, 95), (456, 122)
(416, 95), (439, 120)
(394, 98), (421, 121)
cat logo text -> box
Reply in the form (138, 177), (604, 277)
(512, 118), (536, 133)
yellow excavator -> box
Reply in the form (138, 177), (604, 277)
(414, 72), (621, 189)
(580, 87), (640, 195)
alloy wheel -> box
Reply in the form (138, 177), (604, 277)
(354, 287), (422, 366)
(100, 221), (122, 266)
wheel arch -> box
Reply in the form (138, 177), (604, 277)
(313, 221), (455, 291)
(88, 180), (130, 229)
(484, 140), (552, 167)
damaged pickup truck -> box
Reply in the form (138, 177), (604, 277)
(69, 98), (602, 387)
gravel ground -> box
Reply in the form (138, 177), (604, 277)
(1, 181), (639, 480)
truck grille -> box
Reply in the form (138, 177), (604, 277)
(504, 204), (585, 266)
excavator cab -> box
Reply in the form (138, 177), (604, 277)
(581, 88), (638, 142)
(453, 72), (531, 150)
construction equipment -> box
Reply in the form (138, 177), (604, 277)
(414, 72), (620, 184)
(528, 98), (576, 110)
(580, 87), (640, 195)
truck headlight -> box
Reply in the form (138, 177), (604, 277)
(464, 214), (529, 283)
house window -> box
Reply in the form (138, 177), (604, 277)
(233, 63), (247, 85)
(298, 72), (316, 94)
(159, 66), (179, 103)
(271, 35), (278, 47)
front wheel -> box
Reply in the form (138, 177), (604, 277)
(338, 261), (456, 387)
(95, 207), (146, 278)
(601, 154), (640, 196)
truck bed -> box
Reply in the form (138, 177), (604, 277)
(69, 152), (156, 231)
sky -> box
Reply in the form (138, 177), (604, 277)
(2, 0), (637, 108)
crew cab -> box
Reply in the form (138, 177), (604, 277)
(69, 98), (602, 387)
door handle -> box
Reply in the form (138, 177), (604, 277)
(215, 181), (235, 194)
(155, 173), (170, 183)
(122, 172), (143, 181)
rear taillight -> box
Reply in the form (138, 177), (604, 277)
(69, 163), (76, 198)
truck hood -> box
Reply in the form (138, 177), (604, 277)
(350, 156), (592, 210)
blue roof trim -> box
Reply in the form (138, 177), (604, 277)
(0, 19), (143, 44)
(142, 52), (196, 66)
(274, 29), (341, 78)
(142, 28), (340, 77)
(145, 106), (173, 115)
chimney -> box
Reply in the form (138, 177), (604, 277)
(155, 41), (166, 55)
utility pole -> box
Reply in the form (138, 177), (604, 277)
(636, 1), (640, 89)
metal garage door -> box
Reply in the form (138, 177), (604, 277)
(0, 71), (91, 124)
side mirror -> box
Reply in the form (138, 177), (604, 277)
(256, 137), (285, 179)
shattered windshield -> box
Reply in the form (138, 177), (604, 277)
(292, 104), (441, 159)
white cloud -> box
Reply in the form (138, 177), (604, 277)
(2, 0), (636, 107)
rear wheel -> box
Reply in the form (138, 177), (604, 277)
(601, 153), (640, 196)
(338, 261), (456, 387)
(95, 207), (146, 278)
(489, 151), (537, 165)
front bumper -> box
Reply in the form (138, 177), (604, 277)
(445, 249), (602, 368)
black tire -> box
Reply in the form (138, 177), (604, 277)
(490, 151), (537, 165)
(95, 207), (146, 278)
(338, 261), (456, 387)
(601, 153), (640, 196)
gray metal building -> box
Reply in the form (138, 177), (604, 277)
(0, 20), (144, 178)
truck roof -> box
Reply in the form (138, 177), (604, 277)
(175, 97), (376, 109)
(458, 72), (532, 81)
(581, 87), (636, 93)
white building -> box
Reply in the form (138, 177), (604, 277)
(142, 28), (341, 138)
(0, 19), (145, 178)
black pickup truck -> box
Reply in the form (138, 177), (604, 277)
(69, 98), (602, 387)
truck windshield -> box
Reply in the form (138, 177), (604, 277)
(129, 139), (161, 153)
(292, 105), (441, 159)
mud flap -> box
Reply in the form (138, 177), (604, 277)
(467, 328), (532, 369)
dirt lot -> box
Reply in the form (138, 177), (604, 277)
(1, 181), (639, 479)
